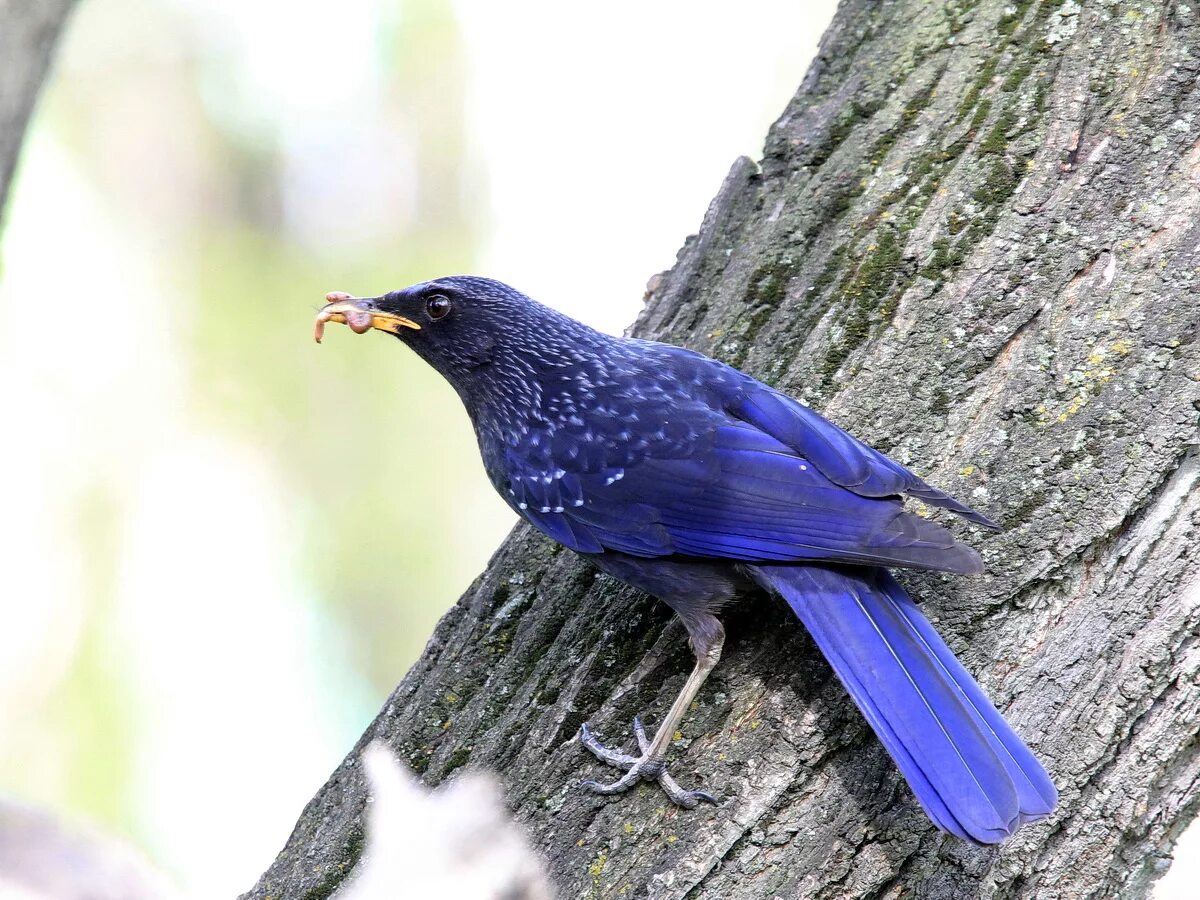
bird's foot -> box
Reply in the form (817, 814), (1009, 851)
(579, 717), (718, 809)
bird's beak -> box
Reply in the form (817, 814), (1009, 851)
(314, 292), (422, 343)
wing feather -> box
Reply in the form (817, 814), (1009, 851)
(728, 386), (998, 528)
(506, 409), (981, 572)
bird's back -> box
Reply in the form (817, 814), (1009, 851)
(477, 336), (990, 574)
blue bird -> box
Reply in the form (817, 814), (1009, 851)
(314, 276), (1057, 843)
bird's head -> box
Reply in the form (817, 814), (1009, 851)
(314, 275), (602, 410)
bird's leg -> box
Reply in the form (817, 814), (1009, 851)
(580, 620), (724, 809)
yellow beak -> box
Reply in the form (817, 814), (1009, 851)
(314, 292), (421, 343)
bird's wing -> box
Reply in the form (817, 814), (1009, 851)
(505, 384), (983, 573)
(726, 381), (998, 528)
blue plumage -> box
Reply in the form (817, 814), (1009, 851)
(493, 340), (984, 574)
(316, 275), (1057, 839)
(757, 565), (1057, 843)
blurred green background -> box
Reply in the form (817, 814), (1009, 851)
(3, 3), (1200, 898)
(0, 0), (839, 896)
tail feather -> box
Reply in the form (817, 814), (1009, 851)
(751, 564), (1056, 843)
(886, 570), (1058, 822)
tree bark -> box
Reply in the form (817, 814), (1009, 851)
(249, 1), (1200, 897)
(0, 0), (75, 221)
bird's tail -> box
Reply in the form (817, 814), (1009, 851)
(749, 564), (1056, 844)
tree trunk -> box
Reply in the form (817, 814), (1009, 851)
(0, 0), (75, 220)
(249, 1), (1200, 897)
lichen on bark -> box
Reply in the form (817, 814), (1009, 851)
(247, 1), (1200, 897)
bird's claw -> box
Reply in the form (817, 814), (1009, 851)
(632, 714), (652, 753)
(579, 720), (719, 809)
(579, 722), (639, 767)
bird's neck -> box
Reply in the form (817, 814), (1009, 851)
(453, 313), (618, 451)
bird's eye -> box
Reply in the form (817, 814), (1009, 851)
(425, 294), (451, 320)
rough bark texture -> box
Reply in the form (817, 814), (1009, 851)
(0, 0), (75, 221)
(250, 1), (1200, 898)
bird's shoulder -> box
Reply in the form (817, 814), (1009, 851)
(527, 340), (741, 458)
(479, 341), (736, 512)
